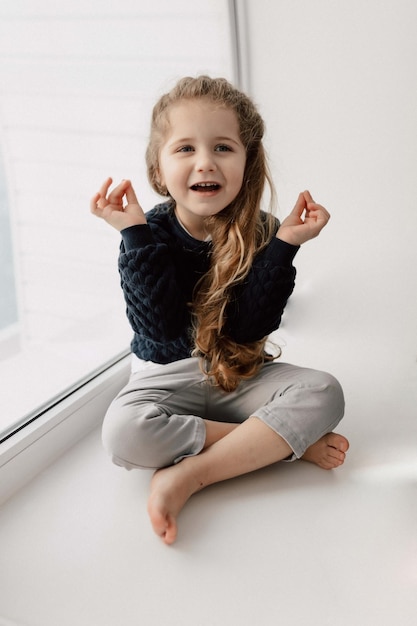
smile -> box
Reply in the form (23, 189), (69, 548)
(190, 182), (221, 192)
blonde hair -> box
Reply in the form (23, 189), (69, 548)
(146, 76), (279, 392)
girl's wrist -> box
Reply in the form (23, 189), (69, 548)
(121, 223), (153, 250)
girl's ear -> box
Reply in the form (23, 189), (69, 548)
(155, 167), (164, 185)
(155, 168), (168, 196)
(156, 167), (165, 186)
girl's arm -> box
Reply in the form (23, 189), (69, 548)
(225, 191), (330, 343)
(91, 179), (190, 342)
(225, 237), (298, 342)
(117, 225), (190, 341)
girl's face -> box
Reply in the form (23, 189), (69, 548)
(158, 99), (246, 240)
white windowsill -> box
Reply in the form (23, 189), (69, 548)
(0, 355), (130, 506)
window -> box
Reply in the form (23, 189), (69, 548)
(0, 0), (235, 441)
(0, 147), (18, 340)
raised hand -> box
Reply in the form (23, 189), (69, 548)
(90, 177), (147, 231)
(276, 191), (330, 246)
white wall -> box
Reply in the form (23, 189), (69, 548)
(241, 0), (417, 441)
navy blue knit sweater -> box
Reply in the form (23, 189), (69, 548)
(119, 202), (299, 364)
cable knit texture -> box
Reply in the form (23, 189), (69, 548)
(119, 202), (298, 364)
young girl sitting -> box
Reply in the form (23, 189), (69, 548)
(91, 75), (349, 545)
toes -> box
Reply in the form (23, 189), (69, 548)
(148, 507), (177, 544)
(163, 514), (178, 545)
(300, 432), (349, 470)
(320, 457), (343, 470)
(148, 505), (168, 535)
(320, 461), (337, 470)
(148, 489), (179, 545)
(326, 433), (350, 453)
(326, 448), (346, 467)
(328, 447), (346, 462)
(320, 439), (347, 469)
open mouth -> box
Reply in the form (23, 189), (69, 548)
(190, 182), (221, 192)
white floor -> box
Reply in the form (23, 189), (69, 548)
(0, 319), (416, 625)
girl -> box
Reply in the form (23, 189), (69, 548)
(91, 76), (349, 545)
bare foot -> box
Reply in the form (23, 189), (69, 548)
(147, 430), (350, 544)
(147, 460), (202, 545)
(301, 432), (349, 470)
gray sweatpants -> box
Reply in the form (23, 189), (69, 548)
(102, 357), (345, 470)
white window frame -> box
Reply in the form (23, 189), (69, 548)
(0, 355), (130, 505)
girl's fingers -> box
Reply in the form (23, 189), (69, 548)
(91, 178), (113, 215)
(90, 191), (103, 215)
(91, 178), (144, 228)
(107, 180), (129, 206)
(302, 190), (314, 204)
(125, 182), (140, 206)
(94, 178), (138, 208)
(307, 205), (330, 222)
(292, 192), (307, 217)
(98, 177), (113, 198)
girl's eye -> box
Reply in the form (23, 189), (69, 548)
(177, 145), (194, 153)
(215, 144), (232, 152)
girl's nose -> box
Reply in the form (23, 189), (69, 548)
(195, 149), (217, 172)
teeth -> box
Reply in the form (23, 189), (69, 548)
(192, 182), (219, 189)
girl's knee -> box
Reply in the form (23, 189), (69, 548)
(102, 400), (174, 470)
(308, 369), (345, 421)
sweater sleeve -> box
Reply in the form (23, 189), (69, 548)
(225, 236), (299, 343)
(119, 224), (190, 341)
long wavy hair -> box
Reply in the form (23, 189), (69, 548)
(146, 76), (278, 392)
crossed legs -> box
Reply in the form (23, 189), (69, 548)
(148, 416), (349, 544)
(103, 359), (349, 544)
